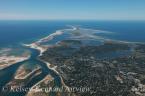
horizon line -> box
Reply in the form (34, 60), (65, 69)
(0, 19), (145, 21)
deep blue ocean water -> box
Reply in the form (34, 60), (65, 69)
(0, 20), (145, 47)
(0, 20), (145, 95)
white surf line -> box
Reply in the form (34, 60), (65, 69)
(22, 30), (65, 56)
(22, 27), (77, 92)
(23, 26), (76, 66)
(37, 30), (63, 44)
(23, 26), (145, 94)
(22, 26), (77, 55)
(36, 26), (76, 45)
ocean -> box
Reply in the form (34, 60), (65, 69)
(0, 20), (145, 96)
(0, 20), (145, 47)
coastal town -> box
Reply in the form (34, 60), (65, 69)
(40, 38), (145, 96)
(1, 26), (145, 96)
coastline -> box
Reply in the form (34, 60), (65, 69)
(14, 66), (41, 80)
(22, 26), (145, 95)
(22, 29), (64, 56)
(38, 58), (70, 90)
(26, 74), (54, 96)
(0, 55), (29, 70)
(22, 28), (73, 94)
(23, 43), (47, 56)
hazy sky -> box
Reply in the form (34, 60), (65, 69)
(0, 0), (145, 20)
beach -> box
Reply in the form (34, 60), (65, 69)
(0, 55), (29, 70)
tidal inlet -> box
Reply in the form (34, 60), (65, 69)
(0, 0), (145, 96)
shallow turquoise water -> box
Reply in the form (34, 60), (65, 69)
(0, 20), (145, 96)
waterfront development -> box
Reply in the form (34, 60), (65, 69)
(0, 21), (145, 96)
